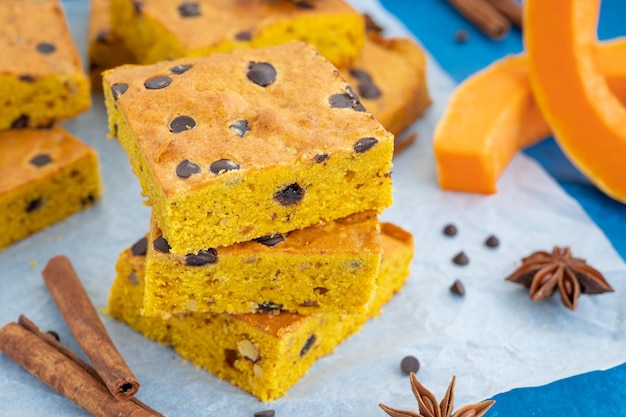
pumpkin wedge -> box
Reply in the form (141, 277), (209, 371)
(526, 0), (626, 202)
(434, 38), (626, 194)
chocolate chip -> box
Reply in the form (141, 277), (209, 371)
(293, 0), (315, 9)
(229, 119), (249, 137)
(25, 197), (43, 213)
(178, 2), (201, 17)
(364, 13), (384, 34)
(329, 86), (366, 111)
(81, 193), (96, 207)
(247, 62), (277, 87)
(224, 349), (237, 368)
(450, 279), (466, 296)
(209, 159), (240, 175)
(254, 234), (285, 247)
(144, 76), (172, 89)
(356, 81), (381, 100)
(169, 115), (196, 133)
(132, 0), (144, 15)
(95, 30), (111, 43)
(485, 235), (500, 248)
(299, 334), (316, 357)
(455, 29), (469, 43)
(153, 236), (171, 253)
(131, 237), (148, 256)
(314, 153), (328, 163)
(274, 183), (305, 206)
(111, 83), (129, 100)
(18, 74), (35, 83)
(443, 224), (457, 237)
(46, 330), (60, 342)
(254, 410), (275, 417)
(176, 159), (201, 178)
(36, 42), (56, 55)
(185, 248), (218, 266)
(235, 31), (252, 41)
(11, 115), (29, 128)
(353, 137), (378, 153)
(170, 64), (192, 74)
(452, 251), (469, 266)
(29, 154), (52, 167)
(350, 68), (382, 99)
(400, 355), (420, 375)
(258, 301), (282, 312)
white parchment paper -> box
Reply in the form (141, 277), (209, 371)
(1, 1), (625, 416)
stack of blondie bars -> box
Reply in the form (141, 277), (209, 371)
(101, 0), (416, 401)
(0, 0), (102, 250)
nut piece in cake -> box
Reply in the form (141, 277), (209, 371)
(109, 0), (365, 67)
(103, 41), (394, 253)
(0, 0), (91, 130)
(0, 126), (102, 249)
(108, 222), (414, 401)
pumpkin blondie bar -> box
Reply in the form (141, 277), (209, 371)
(142, 211), (382, 317)
(103, 42), (394, 253)
(0, 0), (91, 130)
(108, 222), (414, 401)
(0, 126), (102, 249)
(109, 0), (365, 67)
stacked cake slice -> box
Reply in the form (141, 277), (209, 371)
(104, 39), (412, 400)
(0, 0), (101, 250)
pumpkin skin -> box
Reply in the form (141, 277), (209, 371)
(434, 39), (626, 194)
(525, 0), (626, 202)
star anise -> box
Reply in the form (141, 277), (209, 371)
(506, 246), (613, 310)
(379, 373), (495, 417)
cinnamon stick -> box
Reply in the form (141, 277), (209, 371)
(0, 318), (162, 417)
(485, 0), (522, 28)
(42, 255), (140, 400)
(447, 0), (510, 40)
(393, 132), (418, 157)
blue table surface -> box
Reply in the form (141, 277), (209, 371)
(380, 1), (626, 415)
(381, 0), (626, 262)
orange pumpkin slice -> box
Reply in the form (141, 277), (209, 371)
(434, 38), (626, 194)
(526, 0), (626, 202)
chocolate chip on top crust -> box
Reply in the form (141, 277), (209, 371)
(185, 248), (218, 266)
(153, 236), (171, 253)
(178, 2), (201, 17)
(36, 42), (56, 55)
(169, 115), (196, 133)
(254, 234), (285, 247)
(176, 159), (201, 178)
(209, 159), (240, 175)
(144, 76), (173, 90)
(170, 64), (192, 74)
(235, 31), (252, 41)
(229, 120), (249, 137)
(274, 183), (305, 206)
(314, 153), (329, 163)
(111, 83), (129, 100)
(247, 62), (277, 87)
(353, 137), (378, 153)
(349, 68), (381, 99)
(329, 86), (366, 112)
(131, 237), (148, 256)
(29, 154), (52, 167)
(294, 0), (316, 9)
